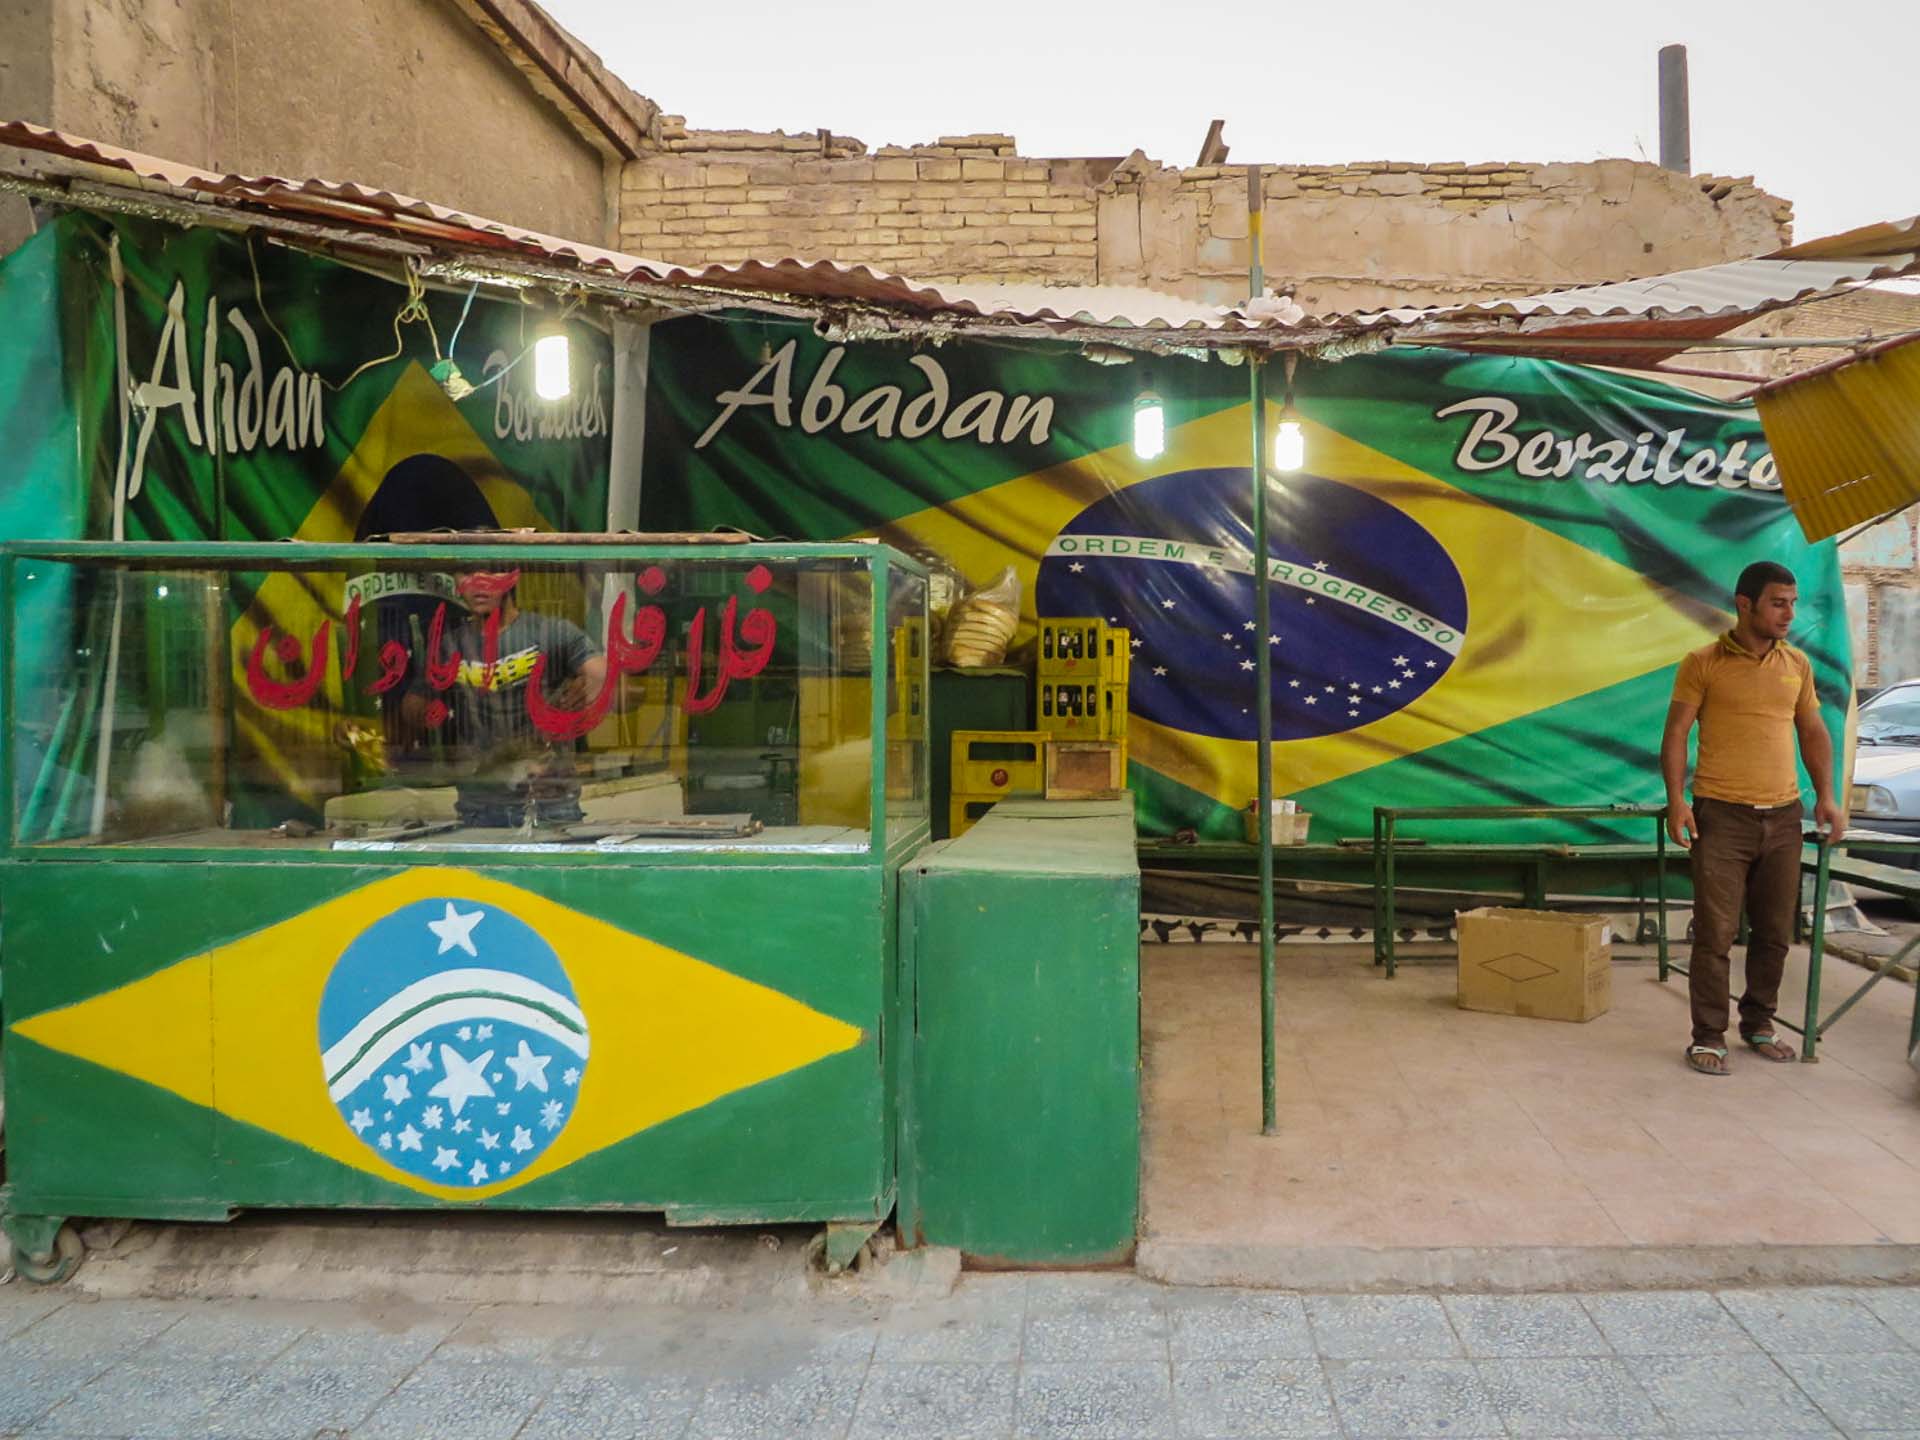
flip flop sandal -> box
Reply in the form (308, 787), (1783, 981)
(1685, 1045), (1730, 1076)
(1742, 1032), (1797, 1062)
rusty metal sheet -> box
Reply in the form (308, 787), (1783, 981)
(1755, 334), (1920, 540)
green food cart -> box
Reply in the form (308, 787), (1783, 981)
(0, 537), (930, 1280)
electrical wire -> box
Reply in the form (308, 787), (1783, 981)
(245, 233), (305, 371)
(333, 263), (438, 391)
(445, 280), (480, 360)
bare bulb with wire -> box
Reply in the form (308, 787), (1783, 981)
(1272, 395), (1306, 473)
(1133, 391), (1166, 461)
(534, 329), (571, 401)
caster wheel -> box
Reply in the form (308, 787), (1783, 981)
(11, 1225), (83, 1286)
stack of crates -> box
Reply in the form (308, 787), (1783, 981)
(948, 729), (1045, 837)
(1037, 617), (1130, 745)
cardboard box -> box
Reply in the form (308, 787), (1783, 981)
(1455, 907), (1612, 1022)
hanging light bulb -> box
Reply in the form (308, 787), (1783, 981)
(1272, 397), (1306, 473)
(533, 323), (571, 401)
(1133, 389), (1166, 461)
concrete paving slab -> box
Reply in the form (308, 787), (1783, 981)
(1623, 1353), (1839, 1435)
(1475, 1356), (1666, 1435)
(1442, 1293), (1608, 1356)
(848, 1360), (1017, 1439)
(1322, 1357), (1500, 1437)
(1172, 1356), (1339, 1437)
(1016, 1359), (1174, 1438)
(1302, 1295), (1460, 1359)
(1162, 1289), (1316, 1361)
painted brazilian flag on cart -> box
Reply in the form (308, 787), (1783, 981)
(640, 315), (1848, 840)
(0, 211), (613, 820)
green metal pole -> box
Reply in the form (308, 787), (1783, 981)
(1248, 165), (1276, 1137)
(1655, 813), (1670, 980)
(1384, 812), (1398, 978)
(1801, 837), (1832, 1063)
(1910, 950), (1920, 1061)
(1371, 807), (1385, 965)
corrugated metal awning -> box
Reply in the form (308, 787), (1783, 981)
(1369, 232), (1920, 366)
(1754, 333), (1920, 540)
(4, 119), (1920, 362)
(0, 121), (1320, 342)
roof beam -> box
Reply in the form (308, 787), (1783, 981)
(443, 0), (657, 160)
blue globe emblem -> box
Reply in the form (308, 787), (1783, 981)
(1036, 468), (1468, 742)
(318, 898), (590, 1188)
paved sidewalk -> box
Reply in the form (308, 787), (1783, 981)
(2, 1274), (1917, 1438)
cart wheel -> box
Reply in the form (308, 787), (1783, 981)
(11, 1225), (83, 1286)
(803, 1230), (829, 1273)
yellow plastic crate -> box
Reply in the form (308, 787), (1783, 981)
(949, 794), (1002, 837)
(1038, 678), (1102, 736)
(1039, 679), (1127, 739)
(951, 729), (1045, 795)
(1101, 628), (1132, 683)
(1038, 617), (1107, 677)
(885, 671), (926, 739)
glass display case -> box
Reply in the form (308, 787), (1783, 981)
(0, 539), (929, 1275)
(7, 541), (927, 856)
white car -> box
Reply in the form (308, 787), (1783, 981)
(1848, 680), (1920, 885)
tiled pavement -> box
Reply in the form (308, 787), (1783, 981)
(2, 1275), (1918, 1438)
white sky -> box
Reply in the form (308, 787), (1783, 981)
(546, 0), (1917, 246)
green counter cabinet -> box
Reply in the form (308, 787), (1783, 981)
(0, 539), (932, 1276)
(899, 798), (1141, 1264)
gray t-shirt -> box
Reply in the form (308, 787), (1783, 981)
(433, 610), (601, 819)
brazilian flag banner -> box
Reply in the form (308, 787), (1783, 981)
(640, 314), (1848, 840)
(0, 211), (615, 822)
(4, 211), (614, 545)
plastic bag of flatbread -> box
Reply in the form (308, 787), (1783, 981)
(941, 566), (1021, 667)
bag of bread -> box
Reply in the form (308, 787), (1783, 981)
(940, 565), (1021, 667)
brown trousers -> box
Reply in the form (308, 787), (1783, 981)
(1688, 796), (1803, 1047)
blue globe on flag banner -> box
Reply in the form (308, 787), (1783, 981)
(318, 897), (590, 1188)
(1036, 468), (1468, 742)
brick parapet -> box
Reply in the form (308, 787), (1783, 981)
(621, 131), (1104, 282)
(618, 135), (1793, 305)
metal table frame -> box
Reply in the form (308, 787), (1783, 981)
(1799, 836), (1920, 1064)
(1371, 805), (1673, 978)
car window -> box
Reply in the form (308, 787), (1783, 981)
(1861, 687), (1920, 730)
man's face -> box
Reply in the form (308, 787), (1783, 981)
(456, 571), (519, 620)
(1738, 581), (1797, 639)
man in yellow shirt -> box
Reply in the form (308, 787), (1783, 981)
(1662, 561), (1843, 1076)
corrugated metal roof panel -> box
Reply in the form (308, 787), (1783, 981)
(1756, 334), (1920, 540)
(1367, 256), (1920, 329)
(6, 120), (1919, 359)
(0, 122), (1261, 333)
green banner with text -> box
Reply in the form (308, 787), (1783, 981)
(640, 313), (1849, 840)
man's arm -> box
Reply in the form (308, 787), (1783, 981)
(1796, 711), (1845, 838)
(1661, 700), (1699, 846)
(549, 621), (608, 712)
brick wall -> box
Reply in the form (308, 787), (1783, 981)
(620, 129), (1791, 314)
(622, 128), (1108, 284)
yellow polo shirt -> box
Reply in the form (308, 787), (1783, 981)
(1672, 631), (1819, 807)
